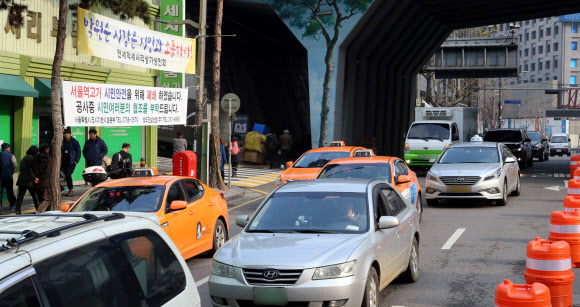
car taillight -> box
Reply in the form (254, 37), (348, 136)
(93, 168), (104, 172)
(219, 193), (225, 200)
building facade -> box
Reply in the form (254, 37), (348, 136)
(0, 0), (161, 184)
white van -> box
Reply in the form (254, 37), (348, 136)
(550, 133), (571, 156)
(0, 212), (201, 306)
(404, 120), (460, 167)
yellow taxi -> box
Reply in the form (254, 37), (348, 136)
(275, 141), (368, 187)
(316, 156), (423, 222)
(61, 173), (229, 260)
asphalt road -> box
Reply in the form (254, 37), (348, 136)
(187, 156), (580, 307)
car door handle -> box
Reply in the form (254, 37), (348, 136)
(161, 222), (168, 227)
(188, 210), (195, 215)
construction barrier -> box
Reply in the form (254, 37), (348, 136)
(564, 196), (580, 212)
(549, 210), (580, 268)
(524, 237), (574, 307)
(570, 156), (580, 178)
(495, 279), (551, 307)
(567, 179), (580, 197)
(574, 168), (580, 180)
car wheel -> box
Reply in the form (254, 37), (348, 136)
(362, 267), (379, 307)
(545, 151), (549, 161)
(400, 237), (419, 283)
(511, 174), (521, 196)
(497, 181), (508, 206)
(539, 152), (545, 162)
(426, 198), (438, 207)
(528, 154), (534, 166)
(416, 194), (423, 224)
(211, 219), (227, 254)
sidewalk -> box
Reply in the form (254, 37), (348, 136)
(7, 183), (246, 215)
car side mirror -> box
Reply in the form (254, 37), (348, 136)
(59, 204), (71, 212)
(569, 138), (572, 142)
(542, 139), (547, 142)
(505, 157), (516, 164)
(525, 138), (531, 143)
(397, 175), (411, 184)
(452, 134), (460, 142)
(170, 200), (188, 211)
(236, 215), (249, 227)
(286, 161), (293, 168)
(378, 216), (400, 229)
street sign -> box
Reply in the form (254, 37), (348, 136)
(221, 93), (241, 113)
(504, 100), (521, 104)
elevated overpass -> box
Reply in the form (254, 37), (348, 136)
(334, 0), (580, 157)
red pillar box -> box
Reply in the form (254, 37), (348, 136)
(173, 151), (197, 178)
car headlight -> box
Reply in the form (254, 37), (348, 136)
(312, 261), (356, 280)
(516, 147), (522, 151)
(404, 143), (410, 154)
(211, 260), (235, 278)
(426, 171), (441, 184)
(484, 168), (501, 181)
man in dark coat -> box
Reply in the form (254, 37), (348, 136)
(30, 144), (53, 213)
(83, 128), (108, 167)
(264, 131), (279, 169)
(110, 143), (133, 178)
(61, 128), (81, 197)
(1, 143), (18, 210)
(279, 130), (293, 168)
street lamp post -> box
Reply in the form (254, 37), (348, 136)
(498, 77), (502, 128)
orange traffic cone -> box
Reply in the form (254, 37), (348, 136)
(549, 210), (580, 268)
(567, 179), (580, 197)
(524, 237), (574, 307)
(570, 156), (580, 178)
(495, 279), (551, 307)
(573, 168), (580, 180)
(564, 195), (580, 212)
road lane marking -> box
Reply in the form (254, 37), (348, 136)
(441, 228), (466, 250)
(565, 180), (569, 188)
(229, 195), (267, 211)
(249, 188), (269, 195)
(196, 276), (209, 287)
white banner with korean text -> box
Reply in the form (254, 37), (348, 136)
(62, 81), (188, 127)
(77, 8), (196, 73)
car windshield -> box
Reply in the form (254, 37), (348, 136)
(71, 185), (165, 212)
(528, 132), (541, 142)
(439, 147), (499, 164)
(293, 151), (351, 168)
(407, 123), (450, 140)
(247, 192), (368, 234)
(552, 136), (568, 143)
(318, 163), (392, 182)
(483, 130), (522, 142)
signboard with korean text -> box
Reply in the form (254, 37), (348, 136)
(159, 0), (185, 88)
(62, 81), (188, 127)
(77, 8), (196, 73)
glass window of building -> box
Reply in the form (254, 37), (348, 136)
(573, 24), (578, 34)
(539, 61), (543, 70)
(573, 42), (578, 51)
(547, 27), (551, 36)
(546, 61), (550, 69)
(525, 48), (529, 56)
(571, 76), (577, 85)
(531, 63), (536, 71)
(554, 42), (559, 52)
(532, 47), (536, 56)
(555, 26), (559, 35)
(539, 46), (543, 54)
(572, 59), (578, 68)
(547, 42), (551, 53)
(532, 31), (537, 39)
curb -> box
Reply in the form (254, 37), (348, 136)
(224, 189), (246, 202)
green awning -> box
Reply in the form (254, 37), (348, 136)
(0, 74), (38, 98)
(34, 78), (52, 98)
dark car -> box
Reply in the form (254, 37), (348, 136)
(528, 131), (549, 162)
(483, 128), (533, 168)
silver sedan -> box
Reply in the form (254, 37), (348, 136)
(425, 142), (521, 206)
(209, 179), (419, 307)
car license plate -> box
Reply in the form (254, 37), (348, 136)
(253, 287), (288, 305)
(447, 185), (471, 193)
(557, 149), (561, 153)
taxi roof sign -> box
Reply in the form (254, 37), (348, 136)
(353, 149), (375, 157)
(132, 167), (159, 177)
(329, 141), (345, 147)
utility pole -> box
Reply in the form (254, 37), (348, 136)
(497, 77), (502, 128)
(195, 0), (207, 126)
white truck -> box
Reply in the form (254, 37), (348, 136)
(404, 107), (478, 167)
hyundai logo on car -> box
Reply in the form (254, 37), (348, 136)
(263, 269), (280, 280)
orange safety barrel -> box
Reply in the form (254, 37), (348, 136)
(570, 156), (580, 178)
(567, 179), (580, 197)
(564, 196), (580, 212)
(574, 168), (580, 180)
(549, 210), (580, 268)
(495, 279), (551, 307)
(524, 237), (574, 307)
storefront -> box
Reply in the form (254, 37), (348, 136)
(0, 0), (161, 184)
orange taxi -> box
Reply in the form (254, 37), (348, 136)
(275, 141), (369, 187)
(61, 173), (229, 260)
(316, 156), (423, 222)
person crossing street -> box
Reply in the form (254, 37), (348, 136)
(279, 129), (293, 168)
(0, 143), (17, 211)
(30, 144), (52, 213)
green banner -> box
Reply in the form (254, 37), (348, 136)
(159, 0), (184, 88)
(102, 126), (142, 167)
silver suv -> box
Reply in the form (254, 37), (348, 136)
(209, 179), (419, 307)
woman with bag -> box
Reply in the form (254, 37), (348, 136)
(231, 134), (242, 178)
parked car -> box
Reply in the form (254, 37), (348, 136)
(425, 142), (521, 206)
(0, 212), (201, 306)
(209, 179), (419, 307)
(276, 141), (370, 187)
(550, 133), (571, 156)
(528, 131), (549, 161)
(316, 156), (423, 222)
(483, 128), (533, 168)
(62, 175), (229, 260)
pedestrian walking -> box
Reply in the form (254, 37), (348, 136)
(220, 139), (227, 181)
(1, 143), (18, 210)
(172, 130), (188, 156)
(265, 130), (279, 169)
(83, 128), (108, 167)
(110, 143), (133, 178)
(231, 134), (243, 178)
(15, 146), (39, 214)
(61, 128), (81, 197)
(279, 129), (293, 168)
(30, 144), (52, 213)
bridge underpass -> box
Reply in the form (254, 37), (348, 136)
(334, 0), (580, 157)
